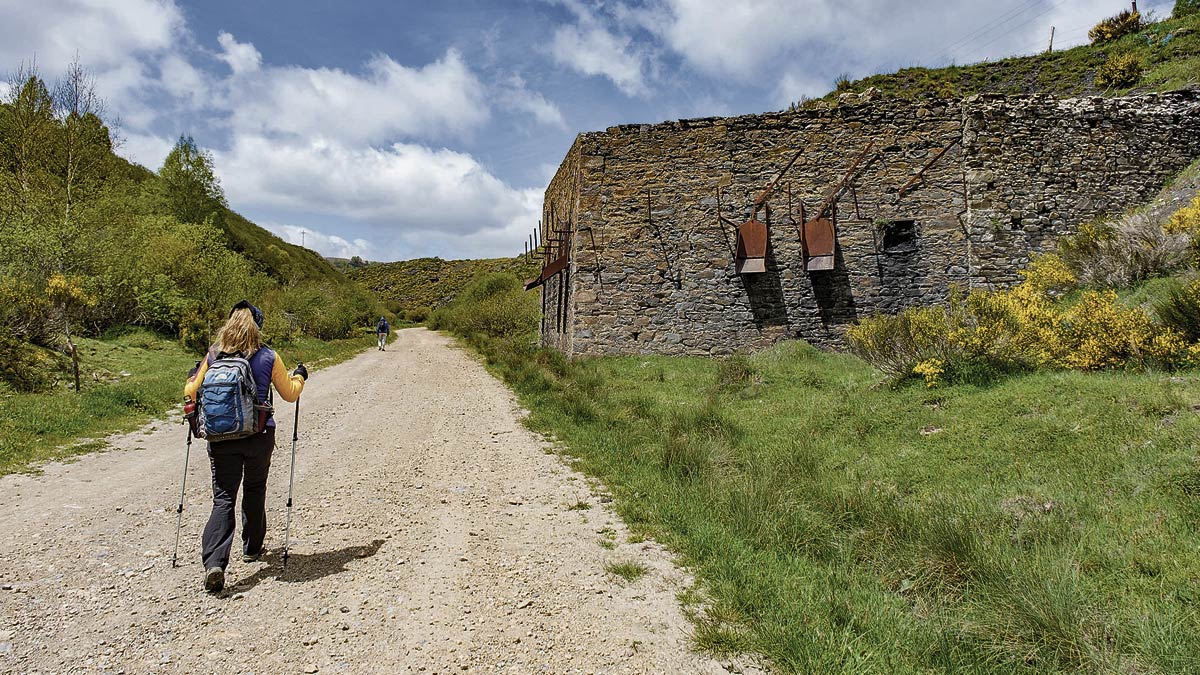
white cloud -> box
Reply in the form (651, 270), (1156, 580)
(265, 223), (376, 259)
(216, 134), (541, 245)
(548, 0), (650, 97)
(118, 132), (174, 170)
(216, 31), (261, 75)
(0, 0), (183, 103)
(496, 74), (567, 129)
(222, 47), (490, 145)
(158, 53), (209, 108)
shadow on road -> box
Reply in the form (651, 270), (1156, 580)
(225, 538), (385, 595)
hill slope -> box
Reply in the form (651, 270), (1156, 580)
(817, 9), (1200, 103)
(350, 256), (541, 312)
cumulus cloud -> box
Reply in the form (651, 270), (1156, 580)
(496, 74), (567, 129)
(265, 223), (376, 260)
(216, 31), (261, 75)
(548, 0), (650, 97)
(0, 0), (183, 106)
(216, 135), (541, 252)
(119, 132), (175, 170)
(222, 46), (490, 145)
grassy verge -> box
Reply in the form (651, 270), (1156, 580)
(0, 329), (375, 476)
(437, 273), (1200, 673)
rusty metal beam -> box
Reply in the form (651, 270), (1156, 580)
(896, 139), (960, 201)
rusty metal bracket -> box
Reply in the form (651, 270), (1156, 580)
(896, 138), (960, 202)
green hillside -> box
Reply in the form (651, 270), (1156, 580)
(350, 255), (541, 315)
(114, 154), (345, 287)
(816, 7), (1200, 103)
(0, 66), (379, 395)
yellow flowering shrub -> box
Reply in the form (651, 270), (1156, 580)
(849, 253), (1198, 382)
(912, 358), (945, 388)
(1163, 195), (1200, 237)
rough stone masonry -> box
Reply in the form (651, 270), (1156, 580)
(534, 91), (1200, 356)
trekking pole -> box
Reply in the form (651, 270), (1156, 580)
(282, 396), (300, 569)
(171, 423), (193, 568)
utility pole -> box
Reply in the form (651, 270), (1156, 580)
(1047, 26), (1055, 54)
(301, 229), (306, 248)
(1131, 1), (1138, 13)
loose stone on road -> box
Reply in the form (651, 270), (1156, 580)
(0, 328), (762, 674)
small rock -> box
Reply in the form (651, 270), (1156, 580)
(303, 666), (318, 674)
(515, 599), (533, 610)
(232, 593), (245, 601)
(339, 606), (350, 613)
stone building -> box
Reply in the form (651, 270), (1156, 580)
(527, 91), (1200, 356)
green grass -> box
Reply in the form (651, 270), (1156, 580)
(0, 329), (375, 476)
(506, 344), (1200, 673)
(814, 12), (1200, 104)
(606, 560), (650, 582)
(434, 265), (1200, 672)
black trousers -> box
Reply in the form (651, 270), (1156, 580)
(201, 427), (275, 569)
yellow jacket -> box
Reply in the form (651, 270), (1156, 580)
(184, 348), (304, 403)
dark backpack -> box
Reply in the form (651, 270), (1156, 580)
(377, 319), (389, 333)
(196, 351), (272, 441)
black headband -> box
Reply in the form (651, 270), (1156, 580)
(230, 300), (265, 329)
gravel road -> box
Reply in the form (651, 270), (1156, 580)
(0, 328), (763, 675)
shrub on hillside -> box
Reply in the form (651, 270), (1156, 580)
(428, 273), (539, 342)
(848, 255), (1198, 384)
(404, 306), (431, 324)
(1089, 10), (1143, 44)
(1094, 51), (1144, 88)
(1164, 194), (1200, 260)
(1155, 276), (1200, 341)
(1176, 0), (1200, 18)
(1057, 214), (1191, 288)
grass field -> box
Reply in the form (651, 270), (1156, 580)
(433, 269), (1200, 673)
(508, 344), (1200, 673)
(0, 329), (375, 476)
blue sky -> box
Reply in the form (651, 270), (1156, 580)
(0, 0), (1175, 261)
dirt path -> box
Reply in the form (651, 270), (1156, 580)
(0, 328), (760, 675)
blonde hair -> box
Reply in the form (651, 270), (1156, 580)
(216, 308), (262, 355)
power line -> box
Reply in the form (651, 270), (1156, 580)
(937, 0), (1046, 57)
(956, 0), (1066, 64)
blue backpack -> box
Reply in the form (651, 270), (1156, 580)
(196, 351), (271, 441)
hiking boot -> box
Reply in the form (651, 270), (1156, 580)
(242, 549), (263, 563)
(204, 566), (224, 593)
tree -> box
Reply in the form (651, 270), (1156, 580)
(350, 255), (367, 267)
(0, 67), (56, 229)
(158, 135), (226, 225)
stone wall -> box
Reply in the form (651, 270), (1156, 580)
(538, 91), (1200, 356)
(964, 91), (1200, 287)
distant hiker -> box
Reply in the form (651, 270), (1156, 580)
(376, 315), (390, 351)
(184, 300), (307, 593)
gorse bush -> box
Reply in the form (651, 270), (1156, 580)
(1089, 9), (1143, 44)
(1176, 0), (1200, 18)
(848, 255), (1200, 384)
(1164, 193), (1200, 260)
(1095, 51), (1144, 88)
(1056, 214), (1191, 287)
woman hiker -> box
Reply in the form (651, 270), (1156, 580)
(184, 301), (307, 593)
